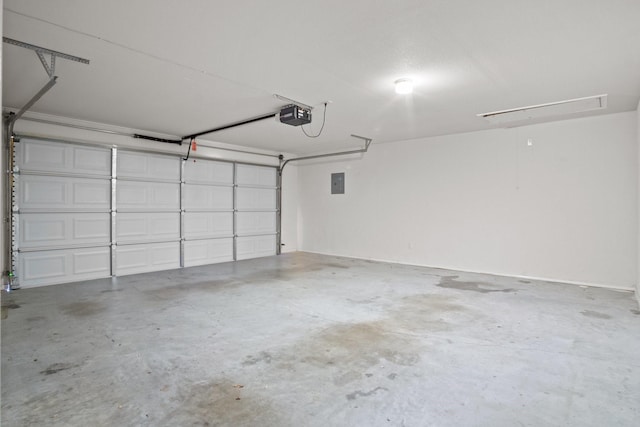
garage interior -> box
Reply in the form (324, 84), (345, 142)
(1, 1), (640, 426)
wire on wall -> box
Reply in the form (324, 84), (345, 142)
(301, 102), (328, 138)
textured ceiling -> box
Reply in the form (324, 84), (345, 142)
(3, 0), (640, 154)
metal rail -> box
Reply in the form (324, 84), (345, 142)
(275, 134), (373, 254)
(183, 112), (277, 140)
(15, 117), (282, 159)
(280, 134), (372, 173)
(3, 37), (90, 64)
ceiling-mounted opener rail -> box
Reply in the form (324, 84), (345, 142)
(3, 37), (90, 134)
(133, 94), (315, 145)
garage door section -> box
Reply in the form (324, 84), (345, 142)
(235, 164), (278, 260)
(182, 159), (234, 267)
(13, 139), (279, 287)
(114, 151), (181, 275)
(15, 139), (112, 287)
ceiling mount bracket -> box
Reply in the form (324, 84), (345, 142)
(36, 50), (56, 78)
(3, 37), (90, 78)
(3, 37), (90, 136)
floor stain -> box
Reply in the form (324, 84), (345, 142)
(347, 296), (380, 305)
(437, 276), (516, 294)
(519, 280), (531, 284)
(346, 386), (388, 401)
(580, 310), (612, 320)
(334, 370), (362, 386)
(160, 380), (280, 426)
(1, 298), (20, 318)
(61, 301), (107, 317)
(242, 351), (272, 366)
(322, 263), (350, 269)
(100, 288), (124, 293)
(40, 362), (76, 375)
(630, 309), (640, 316)
(141, 279), (236, 300)
(294, 322), (421, 372)
(391, 293), (482, 333)
(387, 373), (398, 380)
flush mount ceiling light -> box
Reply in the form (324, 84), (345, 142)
(478, 94), (608, 125)
(394, 78), (413, 95)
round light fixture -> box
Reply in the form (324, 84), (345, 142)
(394, 78), (413, 95)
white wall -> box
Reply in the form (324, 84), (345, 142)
(637, 100), (640, 303)
(1, 0), (5, 286)
(298, 112), (638, 290)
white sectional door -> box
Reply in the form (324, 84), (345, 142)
(235, 164), (278, 260)
(115, 151), (181, 276)
(13, 139), (279, 287)
(15, 139), (112, 287)
(182, 159), (234, 267)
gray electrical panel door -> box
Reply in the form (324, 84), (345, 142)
(331, 172), (345, 194)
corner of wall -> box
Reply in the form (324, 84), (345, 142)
(1, 1), (5, 287)
(637, 98), (640, 307)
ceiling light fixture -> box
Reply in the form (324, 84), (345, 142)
(394, 78), (413, 95)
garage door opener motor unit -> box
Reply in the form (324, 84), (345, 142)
(279, 104), (311, 126)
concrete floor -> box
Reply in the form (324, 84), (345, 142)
(1, 252), (639, 427)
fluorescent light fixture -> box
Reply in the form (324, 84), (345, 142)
(394, 78), (413, 95)
(478, 94), (608, 125)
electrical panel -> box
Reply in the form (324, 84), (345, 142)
(331, 172), (345, 194)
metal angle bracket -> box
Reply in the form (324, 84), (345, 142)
(36, 50), (56, 78)
(3, 37), (90, 78)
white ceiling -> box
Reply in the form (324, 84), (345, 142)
(3, 0), (640, 155)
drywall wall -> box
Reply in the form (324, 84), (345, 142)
(637, 99), (640, 303)
(0, 1), (4, 286)
(298, 112), (638, 289)
(8, 112), (298, 255)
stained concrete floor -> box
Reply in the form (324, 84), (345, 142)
(1, 252), (639, 427)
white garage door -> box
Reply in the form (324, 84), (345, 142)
(114, 151), (181, 276)
(183, 158), (234, 267)
(235, 164), (278, 260)
(13, 138), (279, 287)
(15, 139), (112, 287)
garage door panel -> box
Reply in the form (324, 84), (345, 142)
(236, 212), (276, 236)
(236, 187), (276, 211)
(19, 140), (111, 177)
(183, 185), (233, 211)
(184, 160), (233, 185)
(117, 151), (180, 181)
(184, 238), (233, 267)
(115, 242), (180, 276)
(236, 235), (277, 260)
(15, 139), (280, 287)
(20, 175), (110, 211)
(117, 181), (180, 211)
(184, 212), (233, 239)
(19, 247), (111, 288)
(236, 164), (276, 187)
(116, 212), (180, 243)
(19, 213), (110, 248)
(73, 181), (112, 205)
